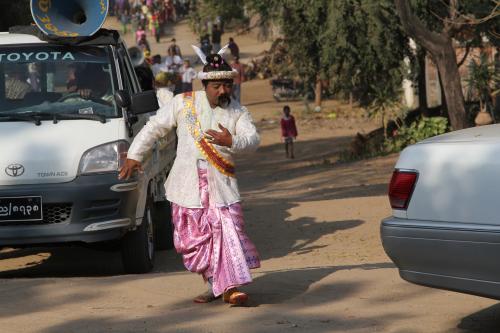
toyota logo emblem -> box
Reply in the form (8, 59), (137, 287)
(5, 164), (25, 177)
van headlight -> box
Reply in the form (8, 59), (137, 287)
(79, 141), (129, 175)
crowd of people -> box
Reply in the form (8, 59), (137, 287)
(115, 0), (189, 38)
(149, 40), (243, 104)
(136, 36), (242, 103)
(116, 1), (245, 104)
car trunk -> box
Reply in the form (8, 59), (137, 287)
(396, 124), (500, 225)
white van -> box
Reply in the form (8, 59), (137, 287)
(0, 30), (176, 273)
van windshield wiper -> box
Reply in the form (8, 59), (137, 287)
(60, 113), (107, 123)
(25, 112), (107, 124)
(0, 113), (42, 125)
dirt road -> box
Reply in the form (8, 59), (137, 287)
(0, 19), (499, 333)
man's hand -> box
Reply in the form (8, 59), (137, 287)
(118, 158), (143, 180)
(205, 123), (233, 147)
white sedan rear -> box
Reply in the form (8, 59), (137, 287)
(381, 124), (500, 299)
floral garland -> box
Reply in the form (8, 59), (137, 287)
(183, 92), (235, 177)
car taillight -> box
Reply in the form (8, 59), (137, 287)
(388, 170), (418, 209)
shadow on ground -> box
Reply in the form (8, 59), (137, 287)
(28, 263), (403, 333)
(0, 246), (184, 278)
(458, 303), (500, 332)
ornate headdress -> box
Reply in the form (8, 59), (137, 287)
(191, 44), (238, 80)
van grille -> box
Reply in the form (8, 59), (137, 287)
(43, 203), (72, 224)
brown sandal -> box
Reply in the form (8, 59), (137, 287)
(223, 289), (248, 305)
(193, 291), (219, 303)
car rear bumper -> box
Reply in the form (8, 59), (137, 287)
(381, 217), (500, 300)
(0, 173), (139, 246)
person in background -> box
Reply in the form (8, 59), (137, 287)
(73, 63), (113, 103)
(27, 63), (41, 92)
(143, 50), (152, 65)
(135, 64), (155, 92)
(180, 59), (197, 93)
(115, 0), (131, 32)
(211, 24), (222, 52)
(230, 56), (244, 104)
(164, 47), (183, 73)
(5, 68), (31, 100)
(228, 37), (239, 59)
(135, 24), (146, 44)
(200, 32), (212, 58)
(165, 0), (176, 23)
(154, 71), (175, 107)
(152, 9), (161, 43)
(151, 54), (167, 77)
(66, 64), (78, 92)
(137, 33), (151, 54)
(280, 105), (298, 159)
(167, 38), (182, 58)
(130, 7), (140, 33)
(120, 11), (130, 35)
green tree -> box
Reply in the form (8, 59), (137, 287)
(279, 0), (329, 109)
(189, 0), (246, 34)
(395, 0), (499, 130)
(321, 0), (409, 108)
(245, 0), (410, 111)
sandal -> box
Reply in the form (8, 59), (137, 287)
(223, 289), (248, 305)
(193, 291), (219, 303)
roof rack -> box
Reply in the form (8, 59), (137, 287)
(8, 25), (121, 46)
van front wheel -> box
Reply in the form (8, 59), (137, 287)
(121, 195), (155, 274)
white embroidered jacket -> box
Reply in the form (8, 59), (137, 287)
(127, 90), (260, 208)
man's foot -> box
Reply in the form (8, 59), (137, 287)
(223, 289), (248, 306)
(193, 291), (219, 303)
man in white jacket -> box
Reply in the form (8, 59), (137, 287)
(119, 51), (260, 306)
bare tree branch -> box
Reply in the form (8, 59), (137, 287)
(439, 0), (499, 26)
(457, 43), (471, 68)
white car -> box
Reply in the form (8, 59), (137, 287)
(381, 124), (500, 299)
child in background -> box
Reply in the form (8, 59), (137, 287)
(135, 25), (146, 44)
(152, 10), (161, 43)
(119, 9), (130, 35)
(280, 105), (298, 159)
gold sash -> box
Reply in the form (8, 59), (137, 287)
(182, 92), (235, 177)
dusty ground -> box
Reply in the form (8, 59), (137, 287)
(0, 19), (499, 333)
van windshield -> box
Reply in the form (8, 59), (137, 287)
(0, 45), (118, 121)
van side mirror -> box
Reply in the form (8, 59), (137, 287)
(130, 90), (159, 115)
(114, 90), (131, 109)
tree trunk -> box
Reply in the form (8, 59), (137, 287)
(434, 41), (467, 129)
(395, 0), (468, 130)
(416, 48), (428, 116)
(315, 78), (322, 111)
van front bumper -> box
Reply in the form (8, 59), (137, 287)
(381, 217), (500, 300)
(0, 173), (139, 246)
